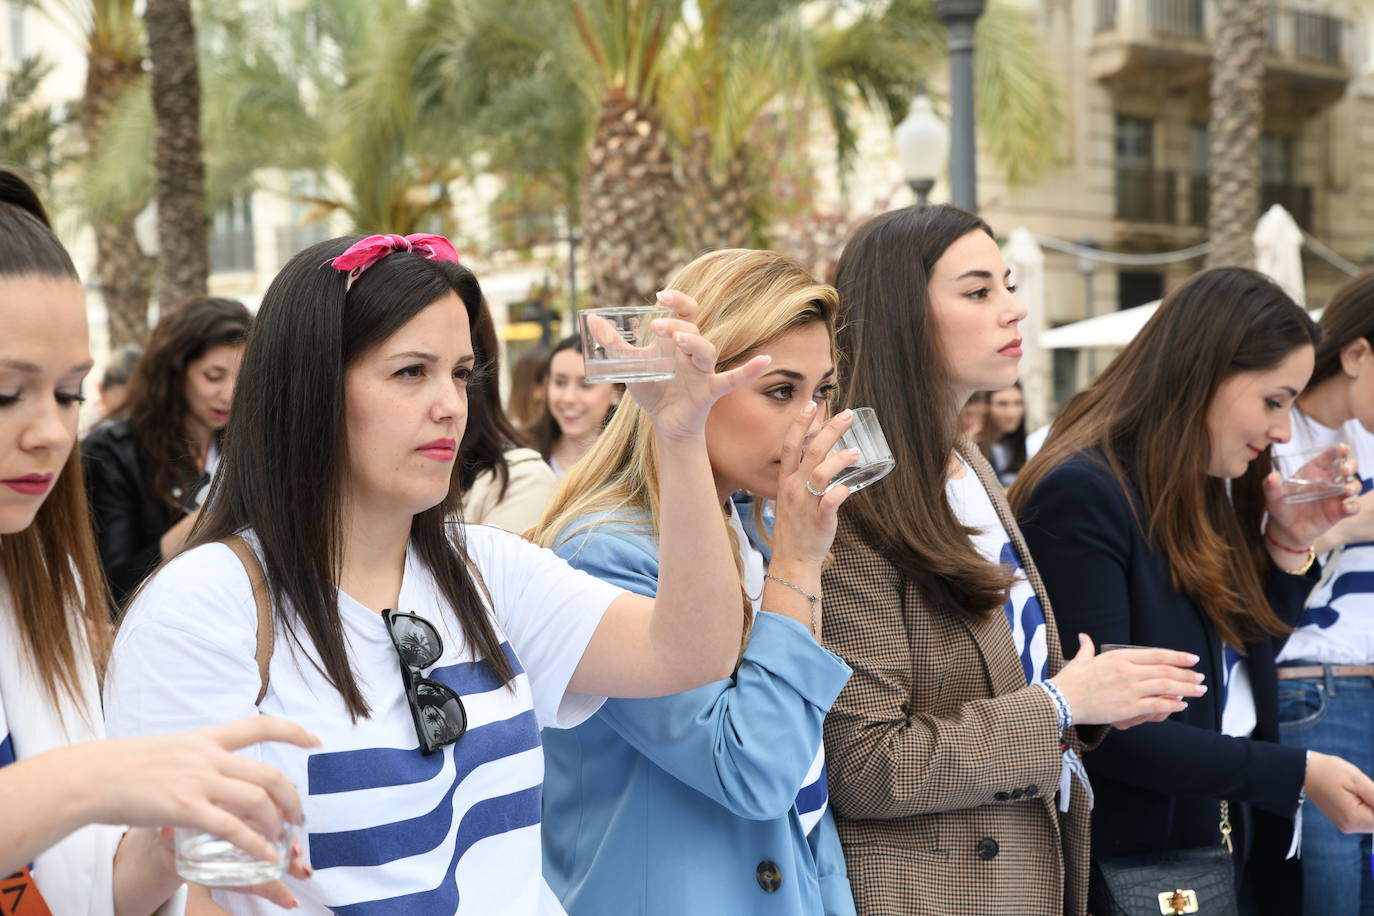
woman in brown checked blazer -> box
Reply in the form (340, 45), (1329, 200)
(820, 205), (1206, 916)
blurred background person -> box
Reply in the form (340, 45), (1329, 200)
(959, 390), (989, 441)
(534, 336), (622, 477)
(982, 382), (1028, 486)
(507, 342), (551, 431)
(1271, 268), (1374, 916)
(458, 301), (557, 533)
(96, 346), (140, 422)
(82, 297), (250, 608)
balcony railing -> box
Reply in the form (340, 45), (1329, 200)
(1148, 0), (1204, 39)
(1116, 168), (1178, 223)
(1188, 176), (1313, 229)
(1293, 10), (1342, 65)
(210, 226), (255, 274)
(1095, 2), (1351, 72)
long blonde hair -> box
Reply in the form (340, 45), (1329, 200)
(530, 249), (838, 651)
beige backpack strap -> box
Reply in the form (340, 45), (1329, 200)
(222, 535), (274, 706)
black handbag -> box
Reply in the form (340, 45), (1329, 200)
(1088, 802), (1239, 916)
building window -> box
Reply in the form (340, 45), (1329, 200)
(1261, 133), (1294, 185)
(1115, 116), (1154, 170)
(1118, 270), (1164, 311)
(210, 193), (256, 273)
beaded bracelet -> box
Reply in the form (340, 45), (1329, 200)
(764, 572), (821, 636)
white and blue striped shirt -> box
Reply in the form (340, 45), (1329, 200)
(104, 526), (623, 915)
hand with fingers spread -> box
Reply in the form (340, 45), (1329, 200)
(1049, 635), (1209, 728)
(626, 290), (773, 442)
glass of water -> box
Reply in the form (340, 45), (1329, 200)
(1274, 445), (1349, 504)
(175, 824), (291, 887)
(806, 407), (896, 496)
(578, 306), (677, 384)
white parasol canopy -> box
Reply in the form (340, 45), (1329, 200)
(1253, 204), (1306, 306)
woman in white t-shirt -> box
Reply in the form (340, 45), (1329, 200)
(102, 232), (774, 915)
(1272, 269), (1374, 915)
(0, 169), (319, 914)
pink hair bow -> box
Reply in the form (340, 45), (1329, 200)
(329, 233), (460, 290)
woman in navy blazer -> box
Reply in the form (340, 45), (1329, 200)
(1012, 267), (1374, 913)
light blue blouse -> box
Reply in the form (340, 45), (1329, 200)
(541, 500), (856, 915)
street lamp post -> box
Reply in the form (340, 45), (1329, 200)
(894, 94), (949, 208)
(936, 0), (986, 213)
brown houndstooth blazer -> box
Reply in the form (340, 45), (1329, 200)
(822, 443), (1102, 916)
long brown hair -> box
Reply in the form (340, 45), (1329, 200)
(1010, 267), (1319, 648)
(119, 297), (249, 515)
(1309, 268), (1374, 389)
(833, 205), (1015, 616)
(183, 238), (512, 720)
(0, 170), (111, 715)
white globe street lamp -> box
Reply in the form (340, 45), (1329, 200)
(894, 94), (949, 208)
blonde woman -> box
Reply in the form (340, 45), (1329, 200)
(532, 249), (859, 915)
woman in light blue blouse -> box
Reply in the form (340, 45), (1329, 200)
(531, 248), (859, 915)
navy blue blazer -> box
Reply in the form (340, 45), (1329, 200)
(1017, 455), (1313, 866)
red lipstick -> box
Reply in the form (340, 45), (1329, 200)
(3, 473), (54, 495)
(417, 438), (457, 462)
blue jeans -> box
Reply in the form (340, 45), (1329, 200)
(1278, 664), (1374, 916)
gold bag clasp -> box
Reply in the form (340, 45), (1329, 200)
(1158, 889), (1199, 914)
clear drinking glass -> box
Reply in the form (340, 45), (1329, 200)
(806, 407), (896, 496)
(577, 306), (676, 384)
(174, 824), (290, 887)
(1273, 445), (1349, 504)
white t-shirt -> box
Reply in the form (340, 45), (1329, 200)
(946, 458), (1049, 683)
(0, 576), (123, 916)
(103, 525), (623, 915)
(1276, 410), (1374, 664)
(724, 501), (828, 836)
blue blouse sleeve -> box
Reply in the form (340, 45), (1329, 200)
(553, 522), (853, 820)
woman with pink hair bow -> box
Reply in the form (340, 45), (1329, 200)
(103, 233), (786, 914)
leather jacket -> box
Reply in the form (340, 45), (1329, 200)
(81, 419), (206, 609)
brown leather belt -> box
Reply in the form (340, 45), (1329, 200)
(1277, 664), (1374, 680)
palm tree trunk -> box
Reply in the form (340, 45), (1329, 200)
(1205, 0), (1266, 269)
(580, 89), (680, 308)
(679, 127), (754, 254)
(145, 0), (208, 310)
(82, 41), (152, 349)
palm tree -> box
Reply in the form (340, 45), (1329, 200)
(1205, 0), (1265, 269)
(144, 0), (208, 309)
(87, 0), (469, 246)
(42, 0), (155, 348)
(0, 56), (66, 189)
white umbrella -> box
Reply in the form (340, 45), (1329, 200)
(1040, 301), (1161, 349)
(1002, 228), (1049, 427)
(1253, 203), (1306, 306)
(1042, 299), (1324, 350)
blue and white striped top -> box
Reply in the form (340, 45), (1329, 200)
(104, 526), (623, 915)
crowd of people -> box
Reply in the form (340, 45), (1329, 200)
(6, 164), (1374, 916)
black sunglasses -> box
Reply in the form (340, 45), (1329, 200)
(383, 609), (468, 755)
